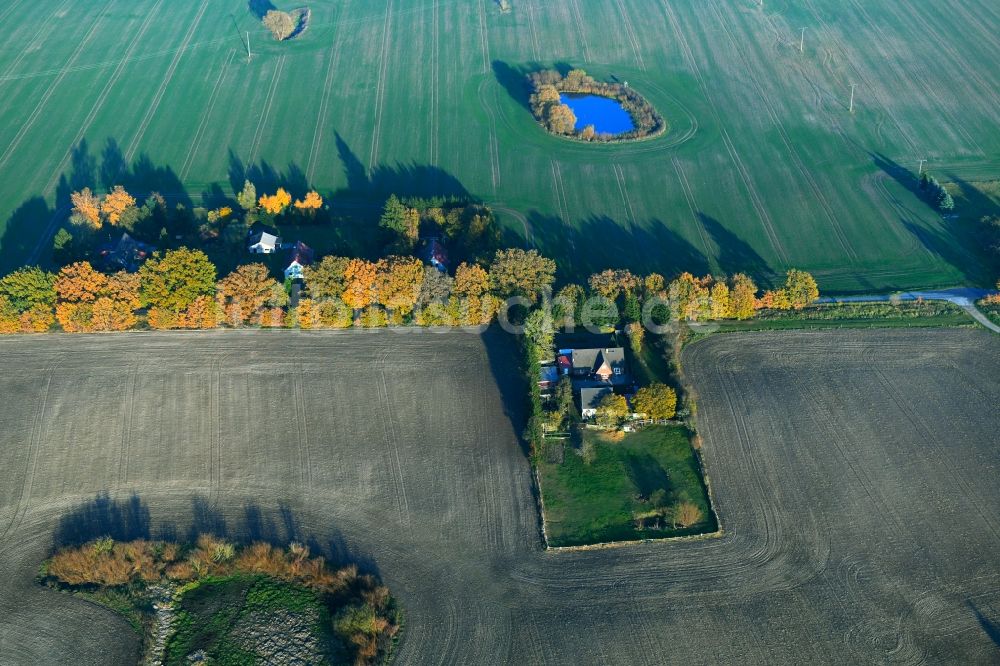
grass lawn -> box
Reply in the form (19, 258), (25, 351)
(538, 425), (715, 547)
(166, 575), (332, 665)
(695, 301), (975, 336)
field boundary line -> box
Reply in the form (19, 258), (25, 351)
(368, 0), (394, 179)
(0, 0), (114, 170)
(613, 164), (638, 226)
(476, 0), (491, 75)
(0, 0), (25, 28)
(180, 48), (236, 182)
(376, 352), (410, 529)
(659, 0), (787, 264)
(710, 1), (856, 262)
(613, 0), (646, 71)
(428, 0), (440, 166)
(567, 0), (592, 63)
(43, 0), (168, 196)
(0, 0), (73, 84)
(671, 157), (715, 268)
(123, 0), (211, 167)
(248, 55), (286, 168)
(868, 360), (1000, 542)
(211, 356), (222, 500)
(0, 358), (57, 551)
(117, 361), (138, 487)
(306, 0), (353, 184)
(524, 0), (541, 61)
(294, 364), (313, 490)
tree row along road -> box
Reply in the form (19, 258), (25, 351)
(817, 287), (1000, 333)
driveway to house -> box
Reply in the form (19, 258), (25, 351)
(818, 288), (1000, 333)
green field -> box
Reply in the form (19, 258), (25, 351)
(1, 0), (999, 290)
(538, 425), (715, 547)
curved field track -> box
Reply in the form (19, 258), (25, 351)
(0, 329), (998, 664)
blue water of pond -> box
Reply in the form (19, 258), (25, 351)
(559, 93), (635, 135)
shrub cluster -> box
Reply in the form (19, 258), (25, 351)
(527, 68), (665, 141)
(41, 536), (399, 666)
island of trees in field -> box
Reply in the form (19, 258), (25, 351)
(262, 7), (310, 41)
(40, 535), (399, 665)
(527, 68), (666, 142)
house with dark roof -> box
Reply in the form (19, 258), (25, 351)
(96, 232), (155, 272)
(580, 387), (613, 419)
(569, 347), (628, 385)
(284, 241), (314, 281)
(421, 237), (448, 273)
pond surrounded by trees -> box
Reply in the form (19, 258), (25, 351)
(559, 93), (635, 136)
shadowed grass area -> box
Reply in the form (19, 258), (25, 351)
(538, 425), (714, 547)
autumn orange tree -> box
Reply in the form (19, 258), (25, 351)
(342, 259), (378, 310)
(215, 263), (287, 326)
(729, 273), (758, 320)
(668, 272), (711, 321)
(489, 249), (556, 302)
(293, 190), (323, 212)
(100, 185), (136, 225)
(70, 188), (102, 228)
(258, 188), (292, 215)
(54, 262), (140, 332)
(374, 256), (424, 316)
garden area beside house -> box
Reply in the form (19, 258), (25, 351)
(537, 425), (715, 547)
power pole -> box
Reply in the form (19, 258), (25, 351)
(246, 31), (251, 62)
(918, 159), (927, 176)
(800, 28), (806, 53)
(849, 82), (856, 113)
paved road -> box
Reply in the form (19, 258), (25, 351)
(818, 288), (1000, 333)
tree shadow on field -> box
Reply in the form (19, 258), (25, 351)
(228, 151), (309, 200)
(968, 601), (1000, 648)
(524, 210), (708, 283)
(333, 133), (471, 200)
(492, 60), (574, 113)
(697, 212), (773, 284)
(870, 152), (922, 198)
(54, 493), (151, 547)
(482, 326), (532, 458)
(901, 218), (984, 284)
(248, 0), (276, 20)
(51, 493), (383, 576)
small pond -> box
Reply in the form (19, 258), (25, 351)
(559, 93), (635, 135)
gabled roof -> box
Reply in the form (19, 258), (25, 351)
(571, 348), (625, 374)
(580, 387), (613, 411)
(287, 241), (314, 266)
(97, 232), (155, 272)
(249, 230), (279, 247)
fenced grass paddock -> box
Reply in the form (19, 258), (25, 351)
(0, 0), (998, 290)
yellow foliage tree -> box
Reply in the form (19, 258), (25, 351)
(258, 188), (292, 215)
(70, 188), (102, 228)
(293, 191), (323, 211)
(100, 186), (136, 225)
(342, 259), (378, 310)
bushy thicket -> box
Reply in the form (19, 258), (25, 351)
(527, 68), (665, 141)
(41, 536), (400, 666)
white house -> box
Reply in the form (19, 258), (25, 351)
(284, 241), (315, 281)
(248, 229), (280, 254)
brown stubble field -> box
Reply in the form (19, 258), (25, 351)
(0, 328), (998, 664)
